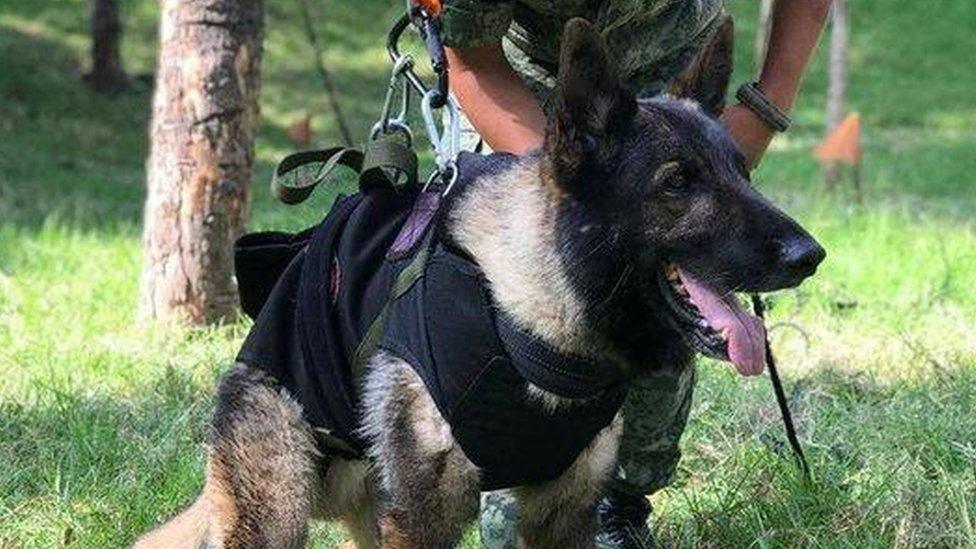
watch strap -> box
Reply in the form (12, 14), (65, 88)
(735, 82), (792, 132)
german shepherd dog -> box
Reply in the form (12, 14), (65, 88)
(137, 17), (824, 549)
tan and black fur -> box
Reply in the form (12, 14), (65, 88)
(136, 16), (823, 548)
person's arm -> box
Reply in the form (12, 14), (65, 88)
(722, 0), (832, 168)
(446, 44), (546, 153)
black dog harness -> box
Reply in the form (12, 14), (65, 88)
(235, 152), (626, 490)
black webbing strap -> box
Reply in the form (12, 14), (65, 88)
(495, 313), (624, 399)
(271, 140), (418, 205)
(751, 294), (812, 481)
(351, 236), (433, 374)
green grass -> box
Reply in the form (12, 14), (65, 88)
(1, 0), (975, 546)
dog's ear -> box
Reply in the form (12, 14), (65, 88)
(666, 15), (734, 117)
(546, 18), (636, 194)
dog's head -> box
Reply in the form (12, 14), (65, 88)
(544, 18), (825, 375)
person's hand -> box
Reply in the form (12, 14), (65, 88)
(720, 103), (775, 170)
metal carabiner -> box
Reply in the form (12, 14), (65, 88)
(420, 89), (460, 172)
(387, 7), (448, 107)
(371, 55), (415, 146)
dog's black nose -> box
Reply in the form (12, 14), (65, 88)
(776, 236), (825, 278)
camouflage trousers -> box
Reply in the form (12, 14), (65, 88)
(479, 366), (697, 548)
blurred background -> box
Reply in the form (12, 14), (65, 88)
(0, 0), (974, 546)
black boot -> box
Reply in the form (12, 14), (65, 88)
(595, 490), (656, 549)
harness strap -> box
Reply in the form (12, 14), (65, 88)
(495, 314), (624, 399)
(351, 235), (433, 374)
(271, 140), (418, 205)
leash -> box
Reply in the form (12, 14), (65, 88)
(751, 294), (812, 481)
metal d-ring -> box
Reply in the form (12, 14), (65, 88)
(370, 118), (413, 148)
(440, 160), (460, 196)
(421, 162), (459, 196)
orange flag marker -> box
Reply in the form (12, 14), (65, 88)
(815, 113), (862, 165)
(415, 0), (442, 16)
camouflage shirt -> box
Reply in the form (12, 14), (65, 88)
(440, 0), (724, 96)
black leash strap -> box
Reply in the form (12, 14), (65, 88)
(750, 294), (812, 481)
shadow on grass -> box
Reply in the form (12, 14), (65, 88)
(0, 366), (212, 546)
(0, 16), (391, 237)
(0, 25), (153, 231)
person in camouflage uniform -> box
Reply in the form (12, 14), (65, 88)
(444, 0), (724, 98)
(438, 1), (831, 546)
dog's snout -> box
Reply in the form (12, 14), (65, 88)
(776, 236), (826, 278)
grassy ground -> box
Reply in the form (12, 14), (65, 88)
(1, 0), (974, 546)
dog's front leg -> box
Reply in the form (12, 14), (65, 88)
(515, 413), (623, 548)
(360, 352), (480, 548)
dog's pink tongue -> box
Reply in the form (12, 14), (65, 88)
(677, 269), (767, 376)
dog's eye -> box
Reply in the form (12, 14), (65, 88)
(653, 161), (691, 196)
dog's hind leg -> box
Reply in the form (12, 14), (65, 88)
(134, 364), (322, 549)
(360, 352), (480, 548)
(515, 413), (623, 549)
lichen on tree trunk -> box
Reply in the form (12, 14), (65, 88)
(140, 0), (264, 325)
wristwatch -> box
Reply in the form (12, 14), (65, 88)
(735, 82), (792, 132)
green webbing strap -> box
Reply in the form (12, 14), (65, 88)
(360, 139), (418, 191)
(271, 140), (418, 205)
(351, 238), (432, 374)
(272, 147), (363, 205)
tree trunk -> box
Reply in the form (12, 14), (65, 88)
(140, 0), (264, 325)
(825, 0), (848, 133)
(754, 0), (774, 79)
(824, 0), (848, 186)
(85, 0), (128, 94)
